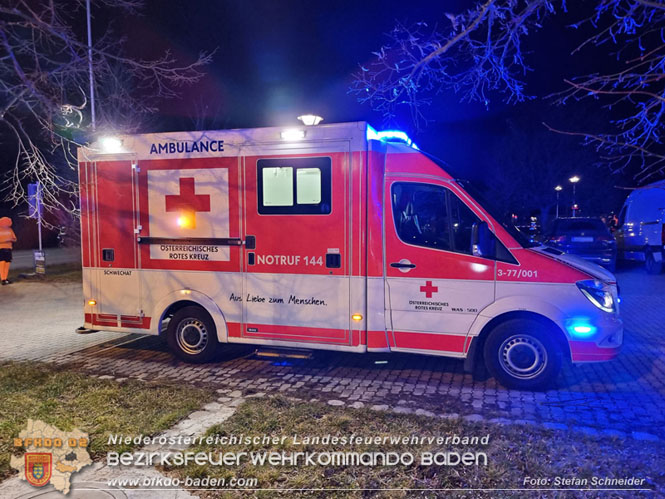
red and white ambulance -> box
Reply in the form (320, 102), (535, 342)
(78, 121), (622, 389)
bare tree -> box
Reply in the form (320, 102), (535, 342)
(350, 0), (557, 127)
(352, 0), (665, 183)
(481, 109), (624, 225)
(0, 0), (212, 221)
(548, 1), (665, 183)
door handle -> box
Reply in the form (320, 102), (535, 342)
(390, 261), (416, 269)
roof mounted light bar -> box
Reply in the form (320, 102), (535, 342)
(366, 125), (419, 150)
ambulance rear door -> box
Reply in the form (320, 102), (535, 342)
(84, 158), (142, 327)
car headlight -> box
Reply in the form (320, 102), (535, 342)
(576, 279), (616, 313)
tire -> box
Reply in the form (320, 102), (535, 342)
(166, 306), (219, 363)
(483, 318), (562, 390)
(645, 248), (663, 275)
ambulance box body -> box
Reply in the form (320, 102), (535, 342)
(78, 122), (622, 389)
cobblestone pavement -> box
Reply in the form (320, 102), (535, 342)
(26, 267), (665, 441)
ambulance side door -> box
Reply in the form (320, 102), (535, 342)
(384, 177), (496, 356)
(240, 145), (355, 348)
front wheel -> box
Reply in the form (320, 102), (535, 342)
(483, 319), (562, 390)
(166, 306), (219, 363)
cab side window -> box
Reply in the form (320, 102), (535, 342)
(392, 183), (451, 250)
(448, 193), (480, 255)
(391, 182), (479, 256)
(257, 157), (331, 215)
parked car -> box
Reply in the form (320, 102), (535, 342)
(544, 217), (617, 272)
(614, 180), (665, 274)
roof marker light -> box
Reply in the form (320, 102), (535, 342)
(280, 129), (306, 141)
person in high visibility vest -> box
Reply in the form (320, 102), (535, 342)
(0, 217), (17, 285)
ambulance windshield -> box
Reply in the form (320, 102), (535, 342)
(410, 150), (538, 248)
(454, 180), (539, 249)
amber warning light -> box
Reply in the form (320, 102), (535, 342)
(177, 214), (194, 229)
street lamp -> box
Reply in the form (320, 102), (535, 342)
(555, 185), (563, 218)
(569, 176), (580, 217)
(86, 0), (95, 130)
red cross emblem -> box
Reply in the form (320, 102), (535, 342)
(165, 177), (210, 229)
(420, 280), (438, 298)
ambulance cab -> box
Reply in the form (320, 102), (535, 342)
(78, 122), (623, 389)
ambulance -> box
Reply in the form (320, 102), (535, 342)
(78, 122), (622, 389)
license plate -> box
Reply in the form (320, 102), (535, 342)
(572, 236), (593, 242)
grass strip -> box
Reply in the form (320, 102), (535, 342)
(167, 396), (665, 497)
(0, 361), (214, 480)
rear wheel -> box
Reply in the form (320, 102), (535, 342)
(166, 306), (219, 363)
(483, 318), (562, 390)
(645, 248), (663, 275)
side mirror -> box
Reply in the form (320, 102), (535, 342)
(471, 221), (495, 258)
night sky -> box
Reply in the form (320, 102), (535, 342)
(119, 1), (479, 130)
(1, 1), (639, 240)
(114, 1), (619, 182)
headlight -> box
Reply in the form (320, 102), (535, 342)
(576, 279), (616, 313)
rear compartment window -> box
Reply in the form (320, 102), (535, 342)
(257, 157), (331, 215)
(296, 168), (322, 204)
(262, 167), (294, 206)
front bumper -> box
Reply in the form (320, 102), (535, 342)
(569, 315), (623, 362)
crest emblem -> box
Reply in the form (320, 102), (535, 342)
(25, 453), (52, 487)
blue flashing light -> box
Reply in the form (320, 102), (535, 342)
(567, 322), (597, 337)
(367, 126), (419, 150)
(377, 130), (412, 144)
(366, 125), (381, 142)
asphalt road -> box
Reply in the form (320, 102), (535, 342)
(0, 279), (119, 360)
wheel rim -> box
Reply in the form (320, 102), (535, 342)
(498, 334), (548, 380)
(175, 318), (208, 355)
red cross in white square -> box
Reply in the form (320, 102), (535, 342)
(420, 280), (438, 298)
(165, 177), (210, 228)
